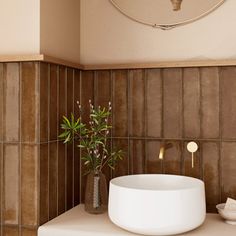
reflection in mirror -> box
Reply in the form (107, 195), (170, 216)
(110, 0), (225, 30)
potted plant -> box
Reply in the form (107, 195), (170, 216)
(59, 100), (123, 214)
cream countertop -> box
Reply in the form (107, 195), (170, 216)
(38, 205), (236, 236)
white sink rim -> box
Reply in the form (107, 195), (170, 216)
(110, 174), (204, 191)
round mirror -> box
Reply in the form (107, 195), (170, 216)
(110, 0), (226, 29)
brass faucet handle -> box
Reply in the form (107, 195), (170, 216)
(191, 153), (194, 168)
(187, 142), (198, 168)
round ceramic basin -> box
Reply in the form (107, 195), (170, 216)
(108, 174), (206, 235)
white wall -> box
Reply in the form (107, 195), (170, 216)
(80, 0), (236, 64)
(40, 0), (80, 63)
(0, 0), (40, 55)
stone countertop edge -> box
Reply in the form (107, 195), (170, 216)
(38, 204), (236, 236)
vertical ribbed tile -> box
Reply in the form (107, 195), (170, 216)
(21, 62), (39, 142)
(3, 144), (19, 224)
(3, 63), (20, 142)
(183, 68), (200, 138)
(40, 63), (49, 142)
(100, 140), (112, 189)
(146, 69), (162, 138)
(129, 140), (145, 174)
(3, 226), (19, 236)
(81, 71), (94, 123)
(66, 68), (74, 209)
(74, 69), (81, 116)
(49, 64), (58, 141)
(146, 141), (162, 174)
(49, 142), (58, 219)
(95, 70), (111, 107)
(221, 142), (236, 201)
(0, 63), (3, 141)
(163, 68), (183, 138)
(163, 142), (181, 175)
(95, 70), (111, 186)
(201, 67), (220, 139)
(39, 144), (49, 225)
(21, 145), (38, 226)
(112, 139), (129, 177)
(73, 70), (80, 206)
(58, 66), (66, 213)
(221, 67), (236, 139)
(59, 66), (66, 121)
(73, 145), (80, 206)
(80, 71), (94, 202)
(202, 142), (220, 212)
(129, 70), (145, 137)
(66, 144), (73, 208)
(21, 228), (37, 236)
(112, 70), (128, 137)
(57, 142), (66, 214)
(183, 141), (201, 178)
(80, 148), (87, 203)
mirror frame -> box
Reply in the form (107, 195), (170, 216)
(110, 0), (226, 30)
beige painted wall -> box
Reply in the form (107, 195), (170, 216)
(0, 0), (40, 55)
(80, 0), (236, 64)
(0, 0), (80, 63)
(40, 0), (80, 63)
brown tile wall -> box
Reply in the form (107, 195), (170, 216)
(2, 62), (236, 235)
(0, 62), (80, 236)
(80, 67), (236, 213)
(38, 63), (80, 226)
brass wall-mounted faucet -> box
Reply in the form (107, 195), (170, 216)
(158, 142), (175, 160)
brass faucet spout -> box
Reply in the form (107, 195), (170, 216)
(159, 146), (165, 160)
(158, 142), (174, 160)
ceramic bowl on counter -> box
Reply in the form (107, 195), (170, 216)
(216, 203), (236, 225)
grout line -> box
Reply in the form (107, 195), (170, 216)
(111, 70), (114, 178)
(2, 137), (236, 143)
(109, 70), (113, 180)
(72, 69), (75, 207)
(160, 68), (164, 173)
(56, 65), (59, 216)
(182, 68), (185, 139)
(218, 67), (223, 203)
(199, 68), (203, 140)
(37, 62), (41, 226)
(94, 70), (98, 107)
(19, 62), (22, 236)
(198, 68), (203, 180)
(0, 63), (4, 236)
(0, 143), (3, 235)
(127, 69), (131, 174)
(181, 68), (184, 175)
(0, 63), (2, 235)
(79, 70), (82, 203)
(65, 67), (68, 210)
(143, 69), (147, 174)
(47, 64), (50, 221)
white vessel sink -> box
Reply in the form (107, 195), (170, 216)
(108, 174), (206, 236)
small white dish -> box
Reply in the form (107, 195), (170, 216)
(216, 203), (236, 225)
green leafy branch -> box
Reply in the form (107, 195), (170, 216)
(59, 101), (123, 174)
